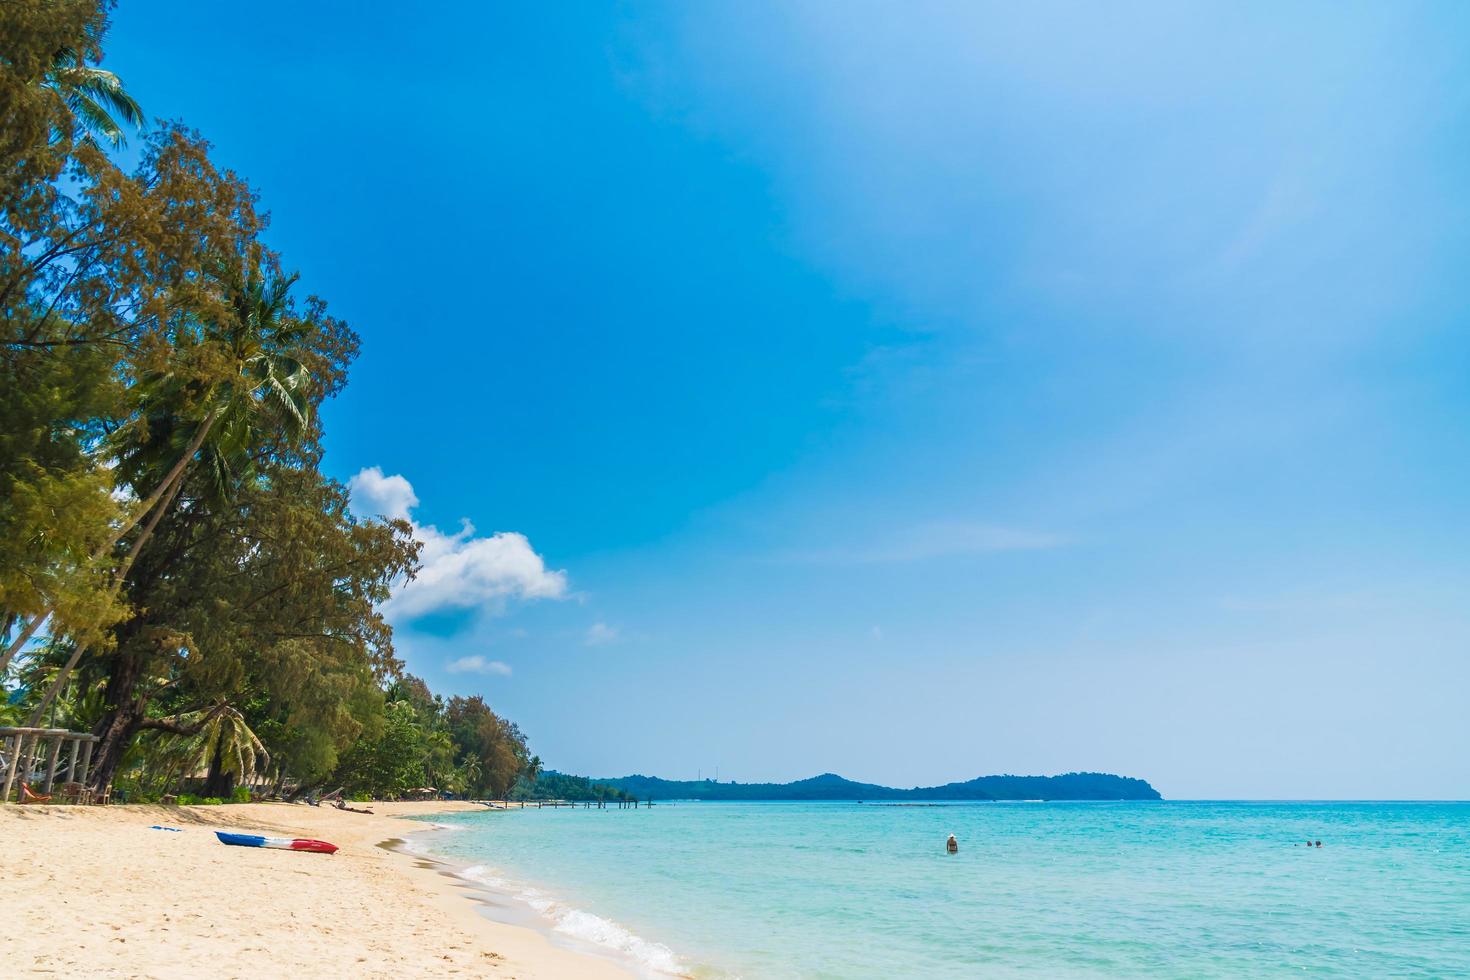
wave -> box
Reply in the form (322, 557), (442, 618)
(456, 863), (686, 976)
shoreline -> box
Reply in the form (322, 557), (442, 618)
(392, 821), (690, 977)
(0, 800), (632, 978)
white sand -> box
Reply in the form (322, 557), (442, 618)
(0, 801), (632, 978)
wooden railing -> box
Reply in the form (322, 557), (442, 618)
(0, 727), (100, 803)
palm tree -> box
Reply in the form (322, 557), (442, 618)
(115, 262), (311, 509)
(150, 702), (269, 795)
(459, 755), (484, 798)
(45, 21), (143, 148)
(4, 262), (310, 674)
(20, 262), (314, 723)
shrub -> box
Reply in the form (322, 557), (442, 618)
(232, 785), (252, 804)
(177, 794), (225, 805)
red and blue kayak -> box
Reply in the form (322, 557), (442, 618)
(215, 831), (338, 854)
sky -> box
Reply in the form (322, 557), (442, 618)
(107, 1), (1470, 799)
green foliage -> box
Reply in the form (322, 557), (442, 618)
(175, 794), (225, 806)
(0, 0), (101, 202)
(0, 342), (125, 633)
(444, 695), (530, 798)
(330, 682), (533, 800)
(232, 785), (251, 803)
(333, 699), (434, 799)
(0, 7), (542, 809)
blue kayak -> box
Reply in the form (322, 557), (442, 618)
(215, 831), (338, 854)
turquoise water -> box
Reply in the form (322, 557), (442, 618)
(412, 802), (1470, 977)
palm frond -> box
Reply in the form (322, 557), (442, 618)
(156, 703), (270, 784)
(75, 68), (144, 127)
(65, 91), (127, 147)
(45, 38), (144, 148)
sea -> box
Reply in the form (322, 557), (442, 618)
(406, 801), (1470, 978)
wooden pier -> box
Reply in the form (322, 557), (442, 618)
(475, 798), (656, 809)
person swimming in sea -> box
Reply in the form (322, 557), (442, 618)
(946, 834), (958, 854)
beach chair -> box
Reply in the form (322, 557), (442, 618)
(20, 783), (52, 804)
(56, 782), (92, 805)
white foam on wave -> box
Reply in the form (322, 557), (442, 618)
(456, 864), (685, 975)
(400, 824), (466, 858)
(459, 863), (513, 889)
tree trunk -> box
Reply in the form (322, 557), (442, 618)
(100, 407), (218, 556)
(0, 614), (45, 676)
(202, 740), (235, 798)
(87, 649), (148, 794)
(286, 779), (322, 803)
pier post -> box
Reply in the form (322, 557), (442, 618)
(2, 733), (20, 802)
(44, 735), (63, 793)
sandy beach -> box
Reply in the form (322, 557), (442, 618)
(0, 801), (631, 978)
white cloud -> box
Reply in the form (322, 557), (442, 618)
(347, 466), (418, 522)
(398, 524), (566, 618)
(348, 467), (567, 620)
(446, 656), (512, 676)
(585, 622), (620, 646)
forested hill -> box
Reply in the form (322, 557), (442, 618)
(590, 771), (1162, 801)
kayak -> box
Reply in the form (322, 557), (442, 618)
(215, 831), (338, 854)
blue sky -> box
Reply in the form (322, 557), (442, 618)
(109, 2), (1470, 799)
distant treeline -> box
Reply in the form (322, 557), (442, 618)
(584, 771), (1162, 802)
(513, 771), (635, 802)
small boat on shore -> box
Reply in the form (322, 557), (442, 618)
(215, 831), (338, 854)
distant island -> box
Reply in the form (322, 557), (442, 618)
(526, 771), (1161, 802)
